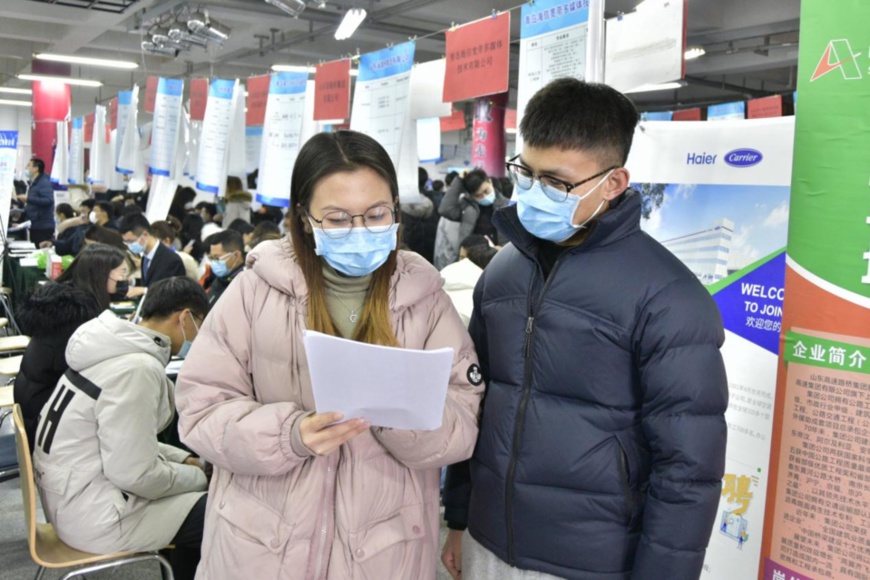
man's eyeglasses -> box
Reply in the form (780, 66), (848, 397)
(308, 206), (397, 240)
(505, 155), (617, 203)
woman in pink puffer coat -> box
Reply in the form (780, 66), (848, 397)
(175, 130), (483, 580)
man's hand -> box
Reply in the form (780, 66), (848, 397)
(183, 456), (204, 470)
(125, 286), (145, 299)
(16, 194), (26, 203)
(39, 241), (53, 249)
(441, 529), (463, 580)
(299, 412), (370, 456)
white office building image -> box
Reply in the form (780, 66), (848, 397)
(660, 218), (734, 284)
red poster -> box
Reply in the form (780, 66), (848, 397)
(443, 12), (511, 103)
(440, 108), (466, 132)
(144, 76), (158, 114)
(673, 107), (702, 121)
(190, 78), (208, 121)
(109, 96), (118, 130)
(505, 108), (517, 130)
(246, 75), (270, 126)
(314, 60), (351, 121)
(747, 94), (783, 119)
(84, 112), (95, 143)
(471, 93), (507, 177)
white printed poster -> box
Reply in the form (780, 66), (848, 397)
(245, 126), (262, 174)
(227, 83), (246, 184)
(0, 131), (17, 235)
(50, 120), (68, 186)
(256, 72), (307, 208)
(195, 78), (237, 195)
(115, 89), (134, 172)
(68, 117), (84, 184)
(186, 120), (201, 179)
(116, 86), (139, 175)
(627, 117), (796, 580)
(350, 41), (416, 201)
(89, 105), (111, 185)
(517, 0), (591, 149)
(150, 77), (184, 177)
(145, 174), (177, 224)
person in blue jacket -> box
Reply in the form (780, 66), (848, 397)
(441, 78), (728, 580)
(18, 158), (56, 245)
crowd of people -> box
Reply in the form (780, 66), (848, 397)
(10, 79), (727, 580)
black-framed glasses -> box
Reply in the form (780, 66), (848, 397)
(505, 155), (618, 203)
(308, 206), (398, 239)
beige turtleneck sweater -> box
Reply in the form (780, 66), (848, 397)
(321, 263), (372, 339)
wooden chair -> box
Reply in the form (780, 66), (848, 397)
(0, 355), (23, 377)
(10, 404), (174, 580)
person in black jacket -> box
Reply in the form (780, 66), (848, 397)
(204, 229), (245, 305)
(119, 214), (187, 298)
(441, 79), (728, 580)
(13, 244), (128, 447)
(17, 158), (55, 245)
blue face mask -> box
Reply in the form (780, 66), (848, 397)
(177, 314), (200, 359)
(517, 170), (613, 243)
(126, 240), (145, 255)
(210, 259), (230, 278)
(477, 191), (496, 206)
(311, 223), (399, 277)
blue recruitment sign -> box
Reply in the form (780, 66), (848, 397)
(520, 0), (589, 39)
(0, 131), (17, 149)
(72, 117), (83, 130)
(118, 90), (132, 105)
(358, 41), (415, 82)
(269, 72), (308, 95)
(209, 78), (236, 100)
(157, 77), (184, 97)
(708, 101), (746, 120)
(643, 111), (674, 121)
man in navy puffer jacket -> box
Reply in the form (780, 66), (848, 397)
(442, 79), (728, 580)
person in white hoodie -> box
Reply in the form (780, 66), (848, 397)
(440, 237), (499, 327)
(32, 277), (211, 580)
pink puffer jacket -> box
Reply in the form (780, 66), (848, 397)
(175, 238), (483, 580)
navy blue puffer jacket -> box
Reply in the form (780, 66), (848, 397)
(444, 192), (728, 579)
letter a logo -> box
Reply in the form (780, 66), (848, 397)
(811, 39), (863, 82)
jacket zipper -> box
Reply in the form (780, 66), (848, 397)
(505, 255), (567, 566)
(618, 447), (633, 527)
(312, 458), (336, 580)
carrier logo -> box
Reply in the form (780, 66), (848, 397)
(811, 39), (863, 82)
(724, 149), (763, 168)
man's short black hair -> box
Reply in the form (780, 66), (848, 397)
(520, 78), (639, 166)
(150, 220), (176, 244)
(118, 213), (151, 236)
(30, 158), (45, 174)
(467, 245), (498, 270)
(196, 202), (217, 218)
(122, 204), (143, 217)
(95, 201), (114, 217)
(460, 234), (489, 252)
(227, 218), (255, 235)
(140, 276), (209, 321)
(210, 229), (245, 254)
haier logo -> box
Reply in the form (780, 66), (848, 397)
(724, 149), (763, 168)
(686, 152), (717, 165)
(811, 39), (863, 82)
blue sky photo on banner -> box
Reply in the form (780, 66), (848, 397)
(626, 116), (795, 580)
(150, 77), (184, 177)
(256, 71), (308, 208)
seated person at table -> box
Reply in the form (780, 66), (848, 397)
(205, 229), (245, 304)
(32, 277), (210, 580)
(151, 220), (199, 281)
(84, 225), (140, 279)
(93, 201), (119, 231)
(120, 214), (186, 297)
(13, 244), (127, 446)
(42, 203), (88, 255)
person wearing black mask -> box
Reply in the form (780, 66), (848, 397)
(13, 244), (128, 445)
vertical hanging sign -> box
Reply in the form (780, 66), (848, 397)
(196, 78), (237, 195)
(189, 78), (208, 121)
(50, 121), (68, 186)
(149, 77), (184, 177)
(314, 59), (351, 121)
(115, 89), (134, 171)
(246, 74), (270, 127)
(89, 105), (110, 185)
(443, 12), (510, 103)
(143, 75), (158, 114)
(471, 93), (507, 177)
(256, 72), (308, 207)
(0, 131), (18, 235)
(68, 117), (84, 184)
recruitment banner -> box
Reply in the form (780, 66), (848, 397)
(314, 59), (351, 121)
(626, 117), (796, 580)
(149, 77), (184, 177)
(227, 82), (246, 184)
(88, 105), (111, 185)
(471, 93), (507, 177)
(68, 117), (84, 184)
(0, 131), (17, 236)
(246, 74), (270, 127)
(143, 76), (158, 114)
(145, 174), (177, 224)
(116, 87), (138, 174)
(443, 12), (510, 103)
(761, 2), (870, 579)
(256, 72), (307, 207)
(190, 78), (208, 121)
(245, 126), (262, 174)
(517, 0), (591, 150)
(83, 113), (94, 143)
(109, 96), (118, 131)
(196, 78), (236, 195)
(50, 120), (68, 186)
(350, 41), (417, 201)
(708, 102), (746, 121)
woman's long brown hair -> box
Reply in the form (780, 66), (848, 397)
(289, 130), (400, 347)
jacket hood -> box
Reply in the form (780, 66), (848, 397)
(494, 189), (642, 259)
(246, 237), (445, 312)
(17, 283), (101, 337)
(226, 190), (253, 203)
(440, 259), (482, 292)
(66, 311), (172, 371)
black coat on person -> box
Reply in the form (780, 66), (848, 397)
(142, 242), (186, 288)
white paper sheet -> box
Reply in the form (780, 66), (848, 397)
(302, 330), (453, 431)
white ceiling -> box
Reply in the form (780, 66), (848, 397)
(0, 0), (801, 116)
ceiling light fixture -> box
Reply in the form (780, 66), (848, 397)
(684, 47), (706, 60)
(187, 11), (231, 43)
(0, 99), (31, 107)
(624, 81), (684, 94)
(0, 87), (32, 95)
(271, 64), (316, 73)
(17, 73), (102, 87)
(34, 53), (138, 70)
(168, 24), (209, 48)
(264, 0), (307, 17)
(335, 8), (366, 41)
(141, 41), (180, 57)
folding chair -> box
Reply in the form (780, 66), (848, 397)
(10, 404), (174, 580)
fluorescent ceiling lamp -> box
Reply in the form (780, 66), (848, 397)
(271, 64), (316, 73)
(18, 73), (102, 87)
(264, 0), (307, 17)
(0, 99), (31, 107)
(0, 87), (32, 95)
(335, 8), (366, 41)
(684, 47), (706, 60)
(624, 81), (684, 94)
(34, 52), (138, 70)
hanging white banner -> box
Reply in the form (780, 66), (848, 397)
(68, 117), (84, 185)
(186, 120), (201, 180)
(150, 77), (184, 177)
(227, 83), (246, 184)
(417, 118), (441, 163)
(196, 78), (236, 195)
(117, 86), (139, 175)
(114, 90), (132, 170)
(256, 72), (307, 208)
(410, 59), (451, 120)
(145, 174), (177, 223)
(89, 105), (109, 184)
(245, 126), (262, 174)
(50, 120), (68, 186)
(174, 108), (190, 184)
